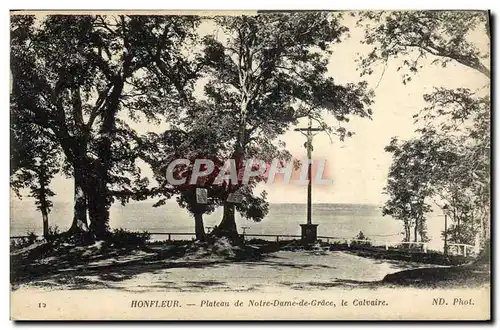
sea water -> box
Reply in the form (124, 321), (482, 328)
(10, 199), (447, 251)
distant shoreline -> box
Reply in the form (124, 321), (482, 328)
(11, 200), (384, 207)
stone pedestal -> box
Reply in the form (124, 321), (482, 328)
(300, 224), (318, 244)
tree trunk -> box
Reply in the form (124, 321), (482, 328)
(214, 94), (248, 241)
(414, 221), (418, 243)
(417, 216), (425, 242)
(404, 222), (411, 242)
(89, 78), (124, 240)
(194, 211), (207, 241)
(41, 207), (49, 239)
(482, 209), (490, 248)
(87, 170), (110, 240)
(215, 202), (239, 241)
(37, 169), (50, 239)
(69, 164), (88, 233)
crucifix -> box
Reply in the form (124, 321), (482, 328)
(294, 116), (325, 244)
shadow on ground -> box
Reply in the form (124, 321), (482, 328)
(279, 279), (375, 291)
(381, 264), (491, 288)
(10, 243), (229, 291)
(11, 242), (490, 292)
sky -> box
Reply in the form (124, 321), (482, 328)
(258, 15), (489, 204)
(13, 13), (490, 206)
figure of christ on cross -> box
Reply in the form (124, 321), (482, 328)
(294, 116), (326, 244)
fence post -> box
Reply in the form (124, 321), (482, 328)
(385, 242), (389, 250)
(276, 235), (279, 242)
(464, 245), (467, 257)
(168, 234), (171, 241)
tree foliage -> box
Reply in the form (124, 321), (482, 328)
(358, 10), (490, 82)
(362, 10), (491, 249)
(197, 13), (373, 239)
(10, 14), (201, 238)
(11, 101), (61, 238)
(382, 87), (489, 247)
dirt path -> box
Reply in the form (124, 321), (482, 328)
(12, 250), (444, 293)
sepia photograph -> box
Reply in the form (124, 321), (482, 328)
(9, 9), (491, 320)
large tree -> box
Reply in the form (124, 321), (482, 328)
(10, 14), (201, 239)
(200, 13), (373, 240)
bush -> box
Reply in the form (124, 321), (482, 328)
(27, 231), (37, 244)
(46, 225), (60, 242)
(10, 231), (38, 250)
(109, 228), (151, 248)
(48, 225), (60, 237)
(397, 242), (424, 251)
(351, 231), (371, 247)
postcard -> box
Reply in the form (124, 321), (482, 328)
(10, 9), (491, 320)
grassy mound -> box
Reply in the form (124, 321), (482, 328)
(382, 264), (490, 287)
(181, 237), (262, 261)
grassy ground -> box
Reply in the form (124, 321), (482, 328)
(10, 238), (490, 292)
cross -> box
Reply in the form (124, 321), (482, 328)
(294, 116), (325, 225)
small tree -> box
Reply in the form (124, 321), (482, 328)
(11, 103), (60, 238)
(382, 137), (437, 243)
(360, 10), (490, 254)
(140, 123), (269, 241)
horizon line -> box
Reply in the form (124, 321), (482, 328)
(12, 199), (383, 207)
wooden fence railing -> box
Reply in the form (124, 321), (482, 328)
(447, 243), (477, 257)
